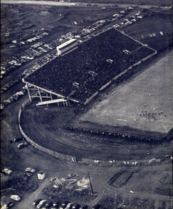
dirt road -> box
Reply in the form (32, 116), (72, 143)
(13, 178), (49, 209)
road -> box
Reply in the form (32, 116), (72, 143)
(13, 177), (49, 209)
(2, 0), (76, 6)
(1, 0), (171, 10)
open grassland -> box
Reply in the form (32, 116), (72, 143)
(126, 13), (173, 37)
(125, 12), (173, 51)
(80, 51), (173, 136)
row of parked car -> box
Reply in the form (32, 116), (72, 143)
(1, 76), (22, 93)
(33, 200), (103, 209)
(1, 195), (21, 208)
(22, 50), (57, 78)
(0, 35), (55, 79)
(1, 89), (26, 111)
(1, 167), (37, 209)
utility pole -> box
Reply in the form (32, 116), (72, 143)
(88, 172), (94, 194)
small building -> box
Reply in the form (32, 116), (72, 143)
(56, 39), (78, 56)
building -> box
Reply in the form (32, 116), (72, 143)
(23, 28), (156, 107)
(56, 39), (78, 56)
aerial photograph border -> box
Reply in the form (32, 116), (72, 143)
(1, 1), (173, 209)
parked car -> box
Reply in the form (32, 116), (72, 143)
(2, 168), (12, 175)
(65, 203), (73, 209)
(25, 167), (36, 173)
(10, 195), (21, 201)
(37, 200), (47, 208)
(42, 202), (53, 209)
(1, 204), (8, 209)
(17, 142), (28, 149)
(1, 202), (14, 209)
(33, 199), (42, 208)
(59, 201), (68, 209)
(13, 137), (23, 142)
(52, 202), (60, 207)
(7, 202), (14, 208)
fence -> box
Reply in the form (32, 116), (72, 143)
(18, 99), (171, 167)
(81, 156), (171, 167)
(18, 100), (76, 163)
(84, 91), (99, 105)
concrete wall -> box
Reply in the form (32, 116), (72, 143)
(18, 102), (77, 163)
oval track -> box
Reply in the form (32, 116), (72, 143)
(20, 102), (172, 161)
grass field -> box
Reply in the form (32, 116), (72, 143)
(80, 51), (173, 136)
(126, 13), (173, 37)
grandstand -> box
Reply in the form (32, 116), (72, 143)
(23, 28), (157, 106)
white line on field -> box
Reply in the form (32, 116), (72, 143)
(117, 119), (127, 121)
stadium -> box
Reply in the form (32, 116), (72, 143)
(23, 28), (157, 106)
(2, 3), (173, 208)
(20, 25), (173, 155)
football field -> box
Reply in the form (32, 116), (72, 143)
(80, 51), (173, 136)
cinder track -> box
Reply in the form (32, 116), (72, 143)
(20, 102), (172, 161)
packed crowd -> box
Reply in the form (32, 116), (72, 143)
(26, 29), (154, 103)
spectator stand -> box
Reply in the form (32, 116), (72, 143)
(24, 28), (157, 107)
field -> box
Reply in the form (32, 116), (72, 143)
(79, 51), (173, 138)
(126, 13), (173, 37)
(125, 12), (173, 51)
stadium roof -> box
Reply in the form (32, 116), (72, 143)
(57, 38), (77, 50)
(24, 28), (155, 103)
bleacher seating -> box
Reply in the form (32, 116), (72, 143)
(25, 29), (155, 103)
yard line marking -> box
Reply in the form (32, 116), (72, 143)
(117, 119), (127, 122)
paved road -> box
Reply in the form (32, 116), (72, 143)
(1, 0), (171, 10)
(2, 0), (76, 6)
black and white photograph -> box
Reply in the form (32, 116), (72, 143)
(1, 0), (173, 209)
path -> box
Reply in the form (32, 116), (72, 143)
(14, 178), (49, 209)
